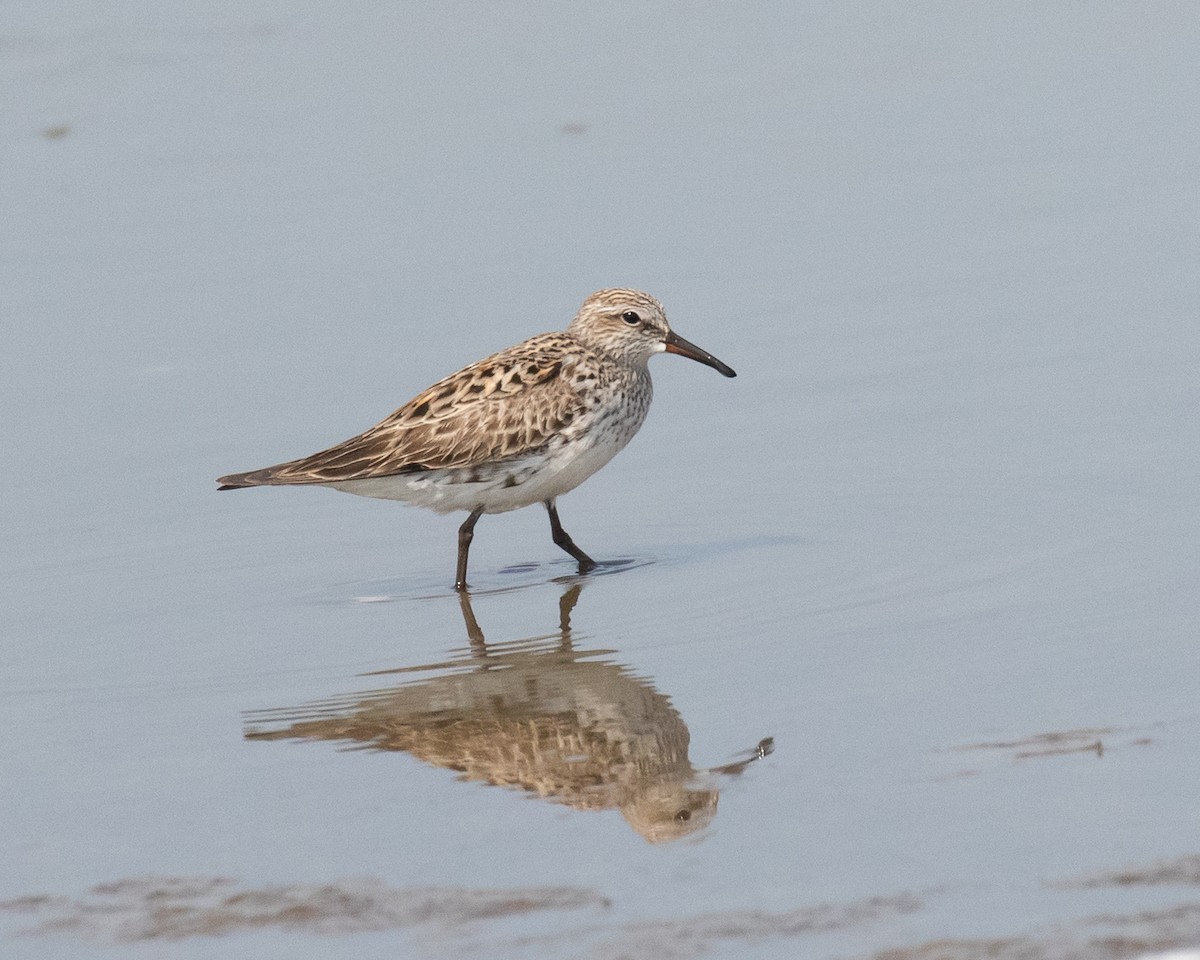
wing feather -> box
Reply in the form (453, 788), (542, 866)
(217, 334), (588, 488)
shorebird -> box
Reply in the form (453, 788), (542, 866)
(217, 288), (736, 589)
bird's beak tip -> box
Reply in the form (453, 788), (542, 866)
(664, 332), (737, 379)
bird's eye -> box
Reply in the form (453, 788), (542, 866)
(621, 311), (641, 325)
(675, 809), (691, 822)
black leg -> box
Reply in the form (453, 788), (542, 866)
(456, 506), (485, 591)
(545, 499), (597, 574)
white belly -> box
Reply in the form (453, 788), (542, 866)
(326, 427), (634, 515)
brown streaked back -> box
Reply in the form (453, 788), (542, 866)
(217, 332), (591, 488)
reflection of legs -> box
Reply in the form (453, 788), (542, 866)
(456, 506), (485, 591)
(457, 588), (486, 655)
(460, 579), (582, 659)
(545, 499), (597, 574)
(557, 583), (582, 650)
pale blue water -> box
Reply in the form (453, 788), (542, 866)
(3, 2), (1199, 958)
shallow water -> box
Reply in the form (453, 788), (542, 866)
(4, 1), (1200, 958)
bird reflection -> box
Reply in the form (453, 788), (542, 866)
(244, 584), (771, 843)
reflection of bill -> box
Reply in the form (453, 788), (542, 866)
(245, 585), (772, 843)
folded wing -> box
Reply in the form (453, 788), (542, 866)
(217, 334), (587, 488)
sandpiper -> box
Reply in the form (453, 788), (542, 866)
(217, 288), (736, 589)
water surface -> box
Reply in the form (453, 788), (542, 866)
(3, 2), (1200, 958)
